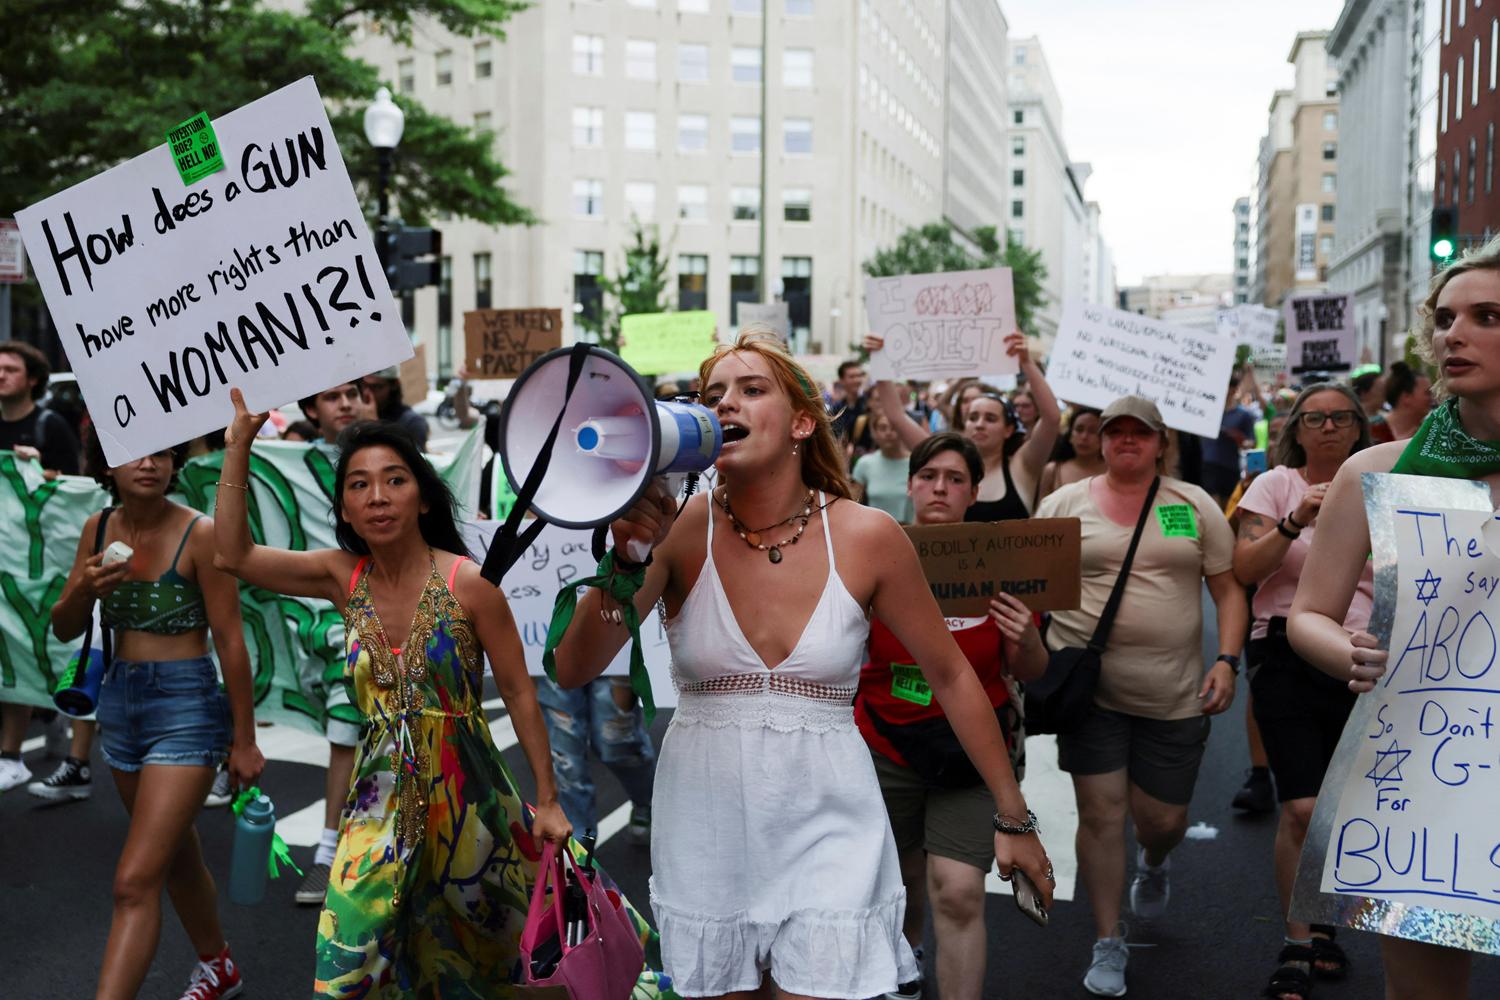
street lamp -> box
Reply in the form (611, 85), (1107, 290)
(363, 86), (405, 222)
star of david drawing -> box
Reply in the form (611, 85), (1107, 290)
(1365, 738), (1410, 786)
(1413, 569), (1442, 606)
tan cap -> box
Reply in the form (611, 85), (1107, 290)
(1099, 395), (1166, 433)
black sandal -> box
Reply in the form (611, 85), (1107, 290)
(1261, 943), (1315, 1000)
(1309, 925), (1349, 980)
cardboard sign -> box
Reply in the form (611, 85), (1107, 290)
(464, 308), (563, 378)
(1283, 293), (1355, 374)
(0, 220), (25, 284)
(621, 310), (717, 375)
(904, 518), (1081, 616)
(14, 77), (412, 465)
(399, 342), (427, 406)
(1048, 303), (1237, 438)
(866, 267), (1018, 380)
(737, 301), (790, 342)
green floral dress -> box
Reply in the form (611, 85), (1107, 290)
(314, 555), (674, 999)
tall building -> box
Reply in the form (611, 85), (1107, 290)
(943, 0), (1011, 240)
(1232, 196), (1251, 304)
(1252, 90), (1296, 307)
(1327, 0), (1410, 366)
(1404, 1), (1443, 321)
(1436, 0), (1500, 245)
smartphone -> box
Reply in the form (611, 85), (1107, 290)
(1244, 449), (1267, 477)
(1011, 868), (1049, 927)
(101, 541), (134, 567)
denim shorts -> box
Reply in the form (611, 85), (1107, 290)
(96, 656), (231, 772)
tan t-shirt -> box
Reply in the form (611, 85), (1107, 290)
(1036, 476), (1235, 720)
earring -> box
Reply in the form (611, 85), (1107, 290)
(792, 443), (800, 456)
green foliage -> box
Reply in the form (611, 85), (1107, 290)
(0, 0), (531, 227)
(583, 221), (673, 354)
(863, 221), (1049, 333)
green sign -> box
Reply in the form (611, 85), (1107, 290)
(165, 111), (225, 185)
(620, 311), (717, 376)
(1156, 503), (1199, 539)
(890, 662), (933, 706)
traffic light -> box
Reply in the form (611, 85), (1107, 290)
(376, 224), (442, 292)
(1431, 205), (1459, 262)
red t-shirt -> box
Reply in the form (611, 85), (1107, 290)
(855, 614), (1010, 767)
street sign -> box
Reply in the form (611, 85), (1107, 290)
(0, 220), (25, 284)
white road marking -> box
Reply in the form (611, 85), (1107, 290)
(986, 735), (1078, 902)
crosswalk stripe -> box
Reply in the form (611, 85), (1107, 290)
(985, 735), (1078, 902)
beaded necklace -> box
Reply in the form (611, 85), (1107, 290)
(717, 488), (816, 563)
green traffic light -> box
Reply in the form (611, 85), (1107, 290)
(1434, 237), (1456, 259)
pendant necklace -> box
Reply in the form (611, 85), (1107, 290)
(718, 488), (816, 564)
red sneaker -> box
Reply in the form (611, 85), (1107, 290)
(178, 944), (244, 1000)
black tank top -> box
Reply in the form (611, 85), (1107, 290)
(965, 459), (1030, 523)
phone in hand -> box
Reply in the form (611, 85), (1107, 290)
(101, 541), (134, 568)
(1011, 867), (1049, 927)
(1244, 449), (1267, 477)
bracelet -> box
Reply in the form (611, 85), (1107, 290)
(611, 549), (654, 573)
(1276, 517), (1300, 539)
(1216, 653), (1241, 675)
(215, 481), (249, 491)
(1285, 511), (1305, 530)
(993, 808), (1041, 836)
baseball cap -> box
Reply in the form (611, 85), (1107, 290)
(1099, 395), (1166, 433)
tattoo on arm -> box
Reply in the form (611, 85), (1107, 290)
(1239, 512), (1269, 540)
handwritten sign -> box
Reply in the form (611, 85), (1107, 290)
(621, 310), (717, 376)
(737, 301), (790, 342)
(1047, 303), (1237, 438)
(0, 220), (26, 284)
(904, 518), (1080, 616)
(14, 77), (412, 466)
(399, 343), (427, 408)
(464, 308), (563, 378)
(865, 267), (1017, 380)
(1284, 293), (1355, 375)
(1217, 304), (1279, 351)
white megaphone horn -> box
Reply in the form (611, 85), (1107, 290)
(494, 345), (721, 561)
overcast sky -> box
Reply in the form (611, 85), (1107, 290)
(1000, 0), (1347, 287)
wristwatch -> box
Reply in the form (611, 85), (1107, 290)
(992, 808), (1041, 836)
(1215, 653), (1241, 675)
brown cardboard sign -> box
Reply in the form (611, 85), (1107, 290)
(464, 308), (564, 378)
(398, 343), (427, 407)
(904, 518), (1081, 615)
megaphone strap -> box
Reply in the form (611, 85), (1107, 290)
(541, 550), (656, 725)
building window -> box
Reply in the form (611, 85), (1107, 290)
(731, 186), (760, 221)
(438, 256), (453, 377)
(732, 46), (762, 83)
(1013, 109), (1024, 125)
(784, 49), (814, 87)
(1323, 111), (1337, 130)
(732, 0), (762, 13)
(1442, 71), (1451, 133)
(730, 256), (760, 323)
(1439, 159), (1448, 204)
(1322, 173), (1336, 193)
(784, 117), (812, 154)
(625, 110), (657, 150)
(678, 184), (708, 221)
(626, 39), (657, 80)
(572, 106), (604, 146)
(1476, 38), (1483, 104)
(1012, 136), (1025, 156)
(731, 116), (761, 153)
(435, 50), (453, 86)
(678, 113), (708, 151)
(678, 43), (710, 82)
(474, 111), (491, 133)
(573, 178), (604, 218)
(1445, 0), (1453, 43)
(784, 187), (811, 222)
(625, 181), (656, 221)
(1319, 235), (1333, 258)
(1321, 203), (1335, 222)
(1460, 0), (1467, 28)
(1322, 142), (1337, 160)
(1459, 56), (1466, 119)
(678, 254), (709, 311)
(785, 0), (813, 14)
(475, 41), (492, 79)
(1489, 122), (1495, 194)
(1470, 136), (1479, 203)
(398, 58), (415, 94)
(1492, 19), (1498, 90)
(1012, 169), (1024, 186)
(782, 257), (812, 339)
(680, 0), (709, 11)
(474, 253), (492, 310)
(1011, 199), (1024, 219)
(1456, 149), (1463, 204)
(573, 34), (604, 75)
(574, 250), (605, 332)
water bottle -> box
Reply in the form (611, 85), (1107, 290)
(228, 792), (275, 905)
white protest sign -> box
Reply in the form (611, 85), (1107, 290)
(0, 220), (25, 284)
(865, 267), (1017, 381)
(737, 301), (790, 342)
(1047, 303), (1237, 438)
(15, 77), (411, 466)
(1217, 304), (1279, 351)
(459, 519), (676, 706)
(1283, 293), (1355, 375)
(1318, 499), (1500, 922)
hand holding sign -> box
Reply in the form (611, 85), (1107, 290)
(865, 267), (1018, 381)
(225, 387), (270, 450)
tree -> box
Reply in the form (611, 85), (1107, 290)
(0, 0), (532, 227)
(863, 221), (1049, 333)
(581, 221), (673, 354)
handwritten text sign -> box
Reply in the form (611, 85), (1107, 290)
(1048, 303), (1237, 438)
(865, 267), (1017, 381)
(1217, 304), (1279, 351)
(905, 519), (1081, 616)
(1319, 501), (1500, 922)
(1284, 293), (1355, 375)
(14, 77), (411, 466)
(464, 308), (563, 378)
(621, 310), (717, 376)
(737, 301), (790, 342)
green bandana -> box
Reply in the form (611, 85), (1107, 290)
(1391, 398), (1500, 478)
(228, 786), (303, 879)
(542, 551), (656, 723)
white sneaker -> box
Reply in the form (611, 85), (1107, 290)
(1129, 846), (1171, 919)
(1083, 930), (1129, 996)
(0, 757), (33, 792)
(27, 757), (91, 801)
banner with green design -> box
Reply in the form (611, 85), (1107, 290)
(0, 427), (483, 733)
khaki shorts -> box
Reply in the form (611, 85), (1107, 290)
(871, 748), (995, 873)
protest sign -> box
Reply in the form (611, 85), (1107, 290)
(737, 302), (790, 342)
(1047, 303), (1237, 439)
(14, 77), (412, 466)
(621, 311), (717, 375)
(866, 267), (1018, 381)
(795, 354), (845, 387)
(399, 343), (428, 407)
(1216, 304), (1279, 351)
(1283, 293), (1355, 374)
(904, 519), (1080, 616)
(1290, 473), (1500, 954)
(464, 308), (563, 378)
(0, 221), (25, 284)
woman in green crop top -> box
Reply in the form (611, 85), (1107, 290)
(51, 431), (263, 1000)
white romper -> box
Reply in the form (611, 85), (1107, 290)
(651, 494), (920, 998)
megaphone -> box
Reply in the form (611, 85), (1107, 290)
(53, 645), (106, 718)
(497, 345), (722, 530)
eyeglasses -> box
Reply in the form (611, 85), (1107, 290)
(1298, 410), (1360, 429)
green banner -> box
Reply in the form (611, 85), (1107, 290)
(0, 427), (483, 734)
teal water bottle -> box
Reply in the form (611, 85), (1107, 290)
(228, 793), (275, 905)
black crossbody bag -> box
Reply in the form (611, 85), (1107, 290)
(1024, 476), (1159, 735)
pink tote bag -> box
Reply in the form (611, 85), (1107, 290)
(521, 841), (645, 999)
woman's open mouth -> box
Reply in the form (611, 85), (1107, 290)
(721, 423), (749, 445)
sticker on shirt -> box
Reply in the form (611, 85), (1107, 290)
(890, 663), (933, 706)
(944, 616), (988, 632)
(1156, 504), (1199, 539)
